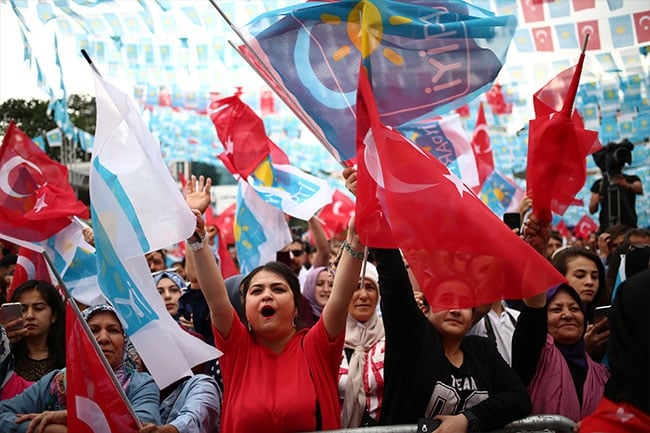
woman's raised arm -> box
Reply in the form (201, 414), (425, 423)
(321, 218), (363, 340)
(184, 175), (234, 338)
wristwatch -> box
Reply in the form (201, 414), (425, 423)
(462, 410), (482, 432)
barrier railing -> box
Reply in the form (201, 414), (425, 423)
(299, 415), (576, 433)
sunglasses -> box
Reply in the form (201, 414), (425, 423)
(290, 249), (305, 256)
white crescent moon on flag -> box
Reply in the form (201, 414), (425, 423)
(472, 124), (490, 154)
(0, 156), (42, 198)
(16, 256), (35, 278)
(640, 15), (650, 29)
(581, 25), (595, 37)
(534, 29), (549, 44)
(75, 396), (112, 433)
(363, 131), (438, 193)
(332, 201), (343, 215)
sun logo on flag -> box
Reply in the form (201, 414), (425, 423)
(321, 1), (408, 65)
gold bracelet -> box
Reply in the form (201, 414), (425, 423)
(342, 240), (364, 260)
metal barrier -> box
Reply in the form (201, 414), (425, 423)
(300, 415), (576, 433)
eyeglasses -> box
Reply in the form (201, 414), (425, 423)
(290, 249), (304, 256)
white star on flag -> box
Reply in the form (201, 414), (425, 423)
(33, 193), (48, 212)
(443, 173), (473, 198)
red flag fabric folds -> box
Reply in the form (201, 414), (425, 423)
(355, 68), (565, 310)
(215, 203), (236, 246)
(318, 189), (356, 239)
(7, 248), (52, 298)
(66, 302), (139, 433)
(470, 102), (495, 194)
(527, 55), (601, 223)
(204, 205), (238, 278)
(0, 122), (89, 242)
(486, 84), (513, 115)
(208, 96), (272, 179)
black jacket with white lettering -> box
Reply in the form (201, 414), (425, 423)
(373, 248), (532, 430)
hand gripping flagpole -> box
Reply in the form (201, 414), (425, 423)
(46, 49), (143, 428)
(42, 250), (144, 429)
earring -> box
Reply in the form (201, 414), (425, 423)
(246, 320), (252, 332)
(292, 315), (298, 329)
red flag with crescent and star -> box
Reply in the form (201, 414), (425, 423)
(470, 102), (495, 194)
(7, 247), (53, 299)
(354, 66), (565, 310)
(66, 301), (140, 433)
(574, 215), (599, 239)
(0, 122), (89, 243)
(317, 189), (356, 239)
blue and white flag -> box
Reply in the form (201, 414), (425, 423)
(235, 180), (292, 274)
(247, 158), (332, 221)
(90, 67), (221, 388)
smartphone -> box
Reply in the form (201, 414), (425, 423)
(275, 250), (292, 267)
(593, 305), (611, 322)
(503, 212), (522, 231)
(0, 302), (24, 331)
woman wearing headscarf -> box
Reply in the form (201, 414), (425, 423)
(512, 215), (610, 422)
(301, 266), (333, 324)
(338, 262), (385, 428)
(551, 247), (609, 360)
(0, 304), (160, 433)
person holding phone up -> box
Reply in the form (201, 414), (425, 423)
(551, 247), (610, 361)
(7, 280), (66, 383)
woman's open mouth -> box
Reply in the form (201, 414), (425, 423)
(261, 306), (276, 317)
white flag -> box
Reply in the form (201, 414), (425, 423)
(90, 68), (220, 388)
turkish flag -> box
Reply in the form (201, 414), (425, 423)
(532, 26), (554, 51)
(577, 20), (601, 50)
(470, 102), (494, 194)
(0, 122), (89, 243)
(520, 0), (545, 23)
(66, 302), (140, 433)
(7, 247), (53, 298)
(633, 12), (650, 44)
(486, 84), (513, 115)
(455, 104), (471, 118)
(574, 215), (599, 239)
(208, 96), (271, 179)
(205, 205), (238, 278)
(528, 54), (601, 223)
(556, 220), (572, 239)
(317, 189), (356, 238)
(572, 0), (595, 11)
(215, 203), (236, 246)
(355, 68), (565, 310)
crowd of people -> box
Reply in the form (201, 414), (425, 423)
(0, 170), (648, 433)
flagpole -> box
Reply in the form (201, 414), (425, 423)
(80, 49), (103, 78)
(210, 1), (349, 167)
(561, 34), (589, 116)
(42, 247), (144, 428)
(227, 41), (346, 167)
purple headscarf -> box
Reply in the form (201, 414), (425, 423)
(302, 266), (330, 318)
(546, 283), (588, 371)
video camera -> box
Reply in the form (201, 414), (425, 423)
(592, 139), (634, 177)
